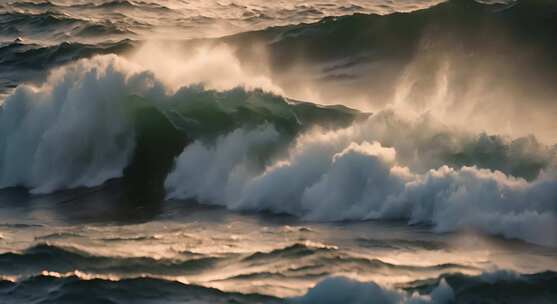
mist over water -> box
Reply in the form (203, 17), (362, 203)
(0, 0), (556, 303)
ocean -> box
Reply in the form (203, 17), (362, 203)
(0, 0), (556, 303)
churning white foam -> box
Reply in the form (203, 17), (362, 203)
(165, 116), (557, 247)
(291, 276), (454, 304)
(1, 53), (555, 247)
(0, 55), (161, 193)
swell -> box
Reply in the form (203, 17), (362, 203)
(7, 0), (171, 11)
(0, 242), (473, 285)
(0, 11), (79, 30)
(243, 243), (337, 261)
(0, 243), (220, 277)
(355, 237), (445, 251)
(224, 242), (474, 284)
(1, 54), (556, 246)
(215, 0), (557, 143)
(81, 0), (173, 12)
(0, 11), (136, 40)
(0, 39), (136, 97)
(0, 40), (136, 70)
(0, 273), (281, 304)
(1, 269), (554, 304)
(224, 0), (557, 72)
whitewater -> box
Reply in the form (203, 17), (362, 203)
(0, 0), (556, 303)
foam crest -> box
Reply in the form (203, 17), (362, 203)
(291, 276), (454, 304)
(165, 116), (557, 246)
(0, 55), (159, 193)
(165, 125), (280, 204)
(130, 42), (282, 94)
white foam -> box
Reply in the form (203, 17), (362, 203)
(290, 276), (454, 304)
(166, 117), (557, 247)
(0, 55), (158, 193)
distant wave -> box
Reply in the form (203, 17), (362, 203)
(206, 241), (474, 285)
(84, 0), (173, 12)
(243, 243), (337, 262)
(220, 0), (557, 142)
(0, 241), (474, 292)
(0, 273), (282, 304)
(0, 40), (135, 70)
(355, 237), (445, 251)
(7, 0), (171, 11)
(2, 243), (323, 286)
(1, 54), (555, 247)
(227, 0), (557, 70)
(0, 11), (135, 41)
(242, 242), (470, 272)
(0, 243), (219, 277)
(0, 11), (80, 30)
(0, 39), (136, 99)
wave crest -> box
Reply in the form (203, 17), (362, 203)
(165, 117), (557, 246)
(0, 54), (364, 194)
(0, 55), (144, 193)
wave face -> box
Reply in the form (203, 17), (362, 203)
(0, 0), (446, 43)
(0, 10), (135, 42)
(219, 0), (557, 143)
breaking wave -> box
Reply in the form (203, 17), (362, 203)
(1, 2), (556, 304)
(0, 56), (139, 193)
(0, 55), (363, 194)
(1, 0), (557, 251)
(165, 119), (557, 247)
(1, 54), (555, 247)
